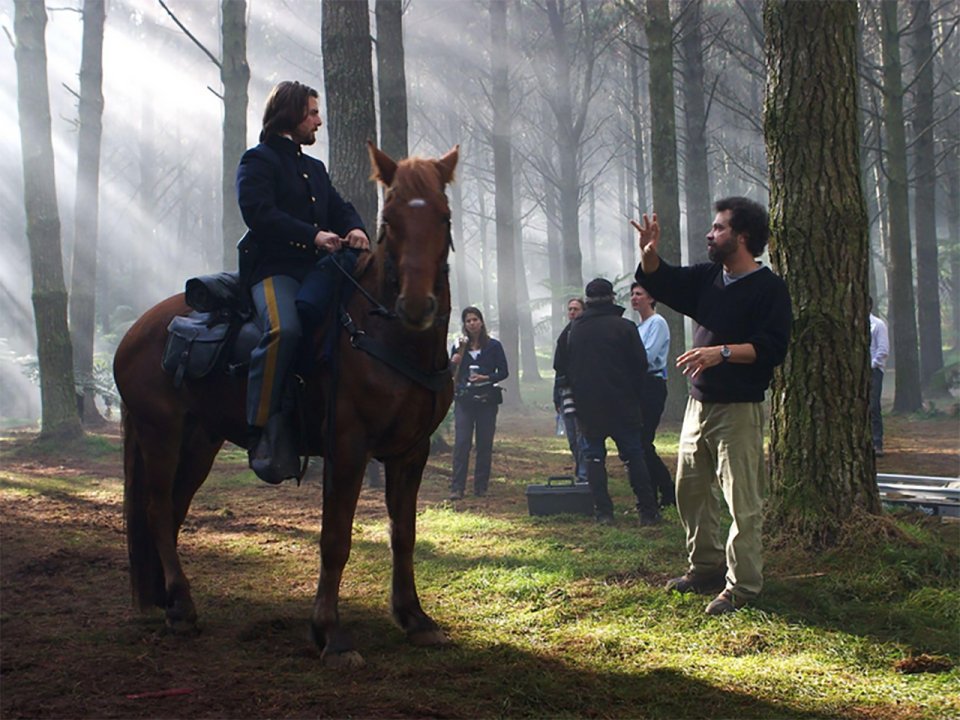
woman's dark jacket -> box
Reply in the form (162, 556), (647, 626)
(236, 135), (366, 286)
(451, 338), (509, 398)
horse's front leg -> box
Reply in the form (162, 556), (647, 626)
(311, 439), (368, 667)
(385, 440), (447, 646)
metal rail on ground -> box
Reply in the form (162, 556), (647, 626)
(876, 473), (960, 517)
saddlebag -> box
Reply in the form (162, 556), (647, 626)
(162, 310), (237, 388)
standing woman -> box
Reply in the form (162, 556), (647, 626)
(449, 307), (509, 499)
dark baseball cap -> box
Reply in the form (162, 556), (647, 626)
(585, 278), (614, 298)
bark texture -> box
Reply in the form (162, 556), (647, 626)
(14, 0), (82, 441)
(490, 0), (520, 404)
(880, 0), (923, 412)
(322, 0), (379, 233)
(221, 0), (249, 270)
(645, 0), (686, 421)
(540, 0), (601, 292)
(679, 0), (711, 265)
(763, 0), (881, 545)
(68, 0), (106, 426)
(947, 33), (960, 351)
(376, 0), (409, 161)
(909, 0), (942, 386)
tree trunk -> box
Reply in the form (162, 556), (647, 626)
(587, 184), (597, 280)
(946, 32), (960, 351)
(478, 187), (491, 318)
(547, 0), (584, 292)
(763, 0), (881, 545)
(646, 0), (686, 422)
(446, 110), (469, 311)
(679, 0), (711, 265)
(880, 0), (923, 412)
(14, 0), (82, 441)
(322, 0), (379, 234)
(513, 163), (542, 383)
(629, 47), (647, 225)
(910, 0), (942, 386)
(490, 0), (520, 404)
(221, 0), (249, 270)
(68, 0), (106, 427)
(619, 154), (634, 274)
(541, 94), (564, 337)
(137, 88), (155, 314)
(375, 0), (409, 161)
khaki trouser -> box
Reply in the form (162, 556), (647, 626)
(676, 397), (765, 600)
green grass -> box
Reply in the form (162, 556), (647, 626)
(2, 422), (958, 719)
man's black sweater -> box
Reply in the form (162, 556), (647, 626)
(636, 260), (791, 404)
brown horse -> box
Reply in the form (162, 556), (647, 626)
(115, 143), (458, 666)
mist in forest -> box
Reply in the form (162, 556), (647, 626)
(2, 0), (957, 421)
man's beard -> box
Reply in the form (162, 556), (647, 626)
(707, 238), (735, 263)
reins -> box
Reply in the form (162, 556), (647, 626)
(327, 243), (453, 394)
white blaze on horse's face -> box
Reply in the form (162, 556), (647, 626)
(393, 197), (447, 331)
(369, 142), (460, 333)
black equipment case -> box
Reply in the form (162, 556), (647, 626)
(525, 475), (593, 517)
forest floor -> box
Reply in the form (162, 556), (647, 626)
(1, 407), (957, 719)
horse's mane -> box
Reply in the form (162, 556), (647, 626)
(355, 156), (451, 295)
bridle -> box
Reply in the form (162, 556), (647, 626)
(329, 190), (453, 326)
(327, 189), (454, 393)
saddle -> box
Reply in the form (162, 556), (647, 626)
(161, 272), (260, 388)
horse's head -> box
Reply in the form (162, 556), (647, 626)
(368, 141), (459, 331)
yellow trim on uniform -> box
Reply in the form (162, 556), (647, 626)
(256, 277), (283, 427)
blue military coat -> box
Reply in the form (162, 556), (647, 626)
(236, 135), (366, 285)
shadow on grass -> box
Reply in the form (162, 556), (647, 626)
(0, 476), (939, 720)
(106, 595), (837, 720)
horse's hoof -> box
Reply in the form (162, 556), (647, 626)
(164, 617), (200, 635)
(408, 629), (448, 646)
(321, 649), (365, 668)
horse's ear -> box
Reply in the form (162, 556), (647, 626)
(368, 140), (397, 187)
(436, 145), (459, 187)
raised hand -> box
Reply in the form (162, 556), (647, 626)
(631, 213), (660, 273)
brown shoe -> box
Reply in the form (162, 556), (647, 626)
(705, 588), (748, 615)
(665, 568), (727, 595)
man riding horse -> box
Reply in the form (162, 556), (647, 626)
(238, 80), (370, 483)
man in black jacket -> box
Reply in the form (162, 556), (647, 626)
(634, 197), (791, 615)
(237, 81), (368, 483)
(556, 278), (661, 526)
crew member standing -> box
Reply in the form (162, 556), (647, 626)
(868, 296), (889, 457)
(634, 197), (791, 614)
(557, 278), (661, 526)
(630, 282), (674, 507)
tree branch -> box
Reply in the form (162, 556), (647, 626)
(157, 0), (221, 70)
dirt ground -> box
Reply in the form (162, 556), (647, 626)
(0, 409), (956, 718)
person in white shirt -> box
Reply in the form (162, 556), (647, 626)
(869, 296), (889, 457)
(630, 282), (674, 507)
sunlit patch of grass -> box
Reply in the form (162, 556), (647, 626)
(3, 418), (958, 719)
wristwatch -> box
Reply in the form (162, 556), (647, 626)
(720, 345), (732, 362)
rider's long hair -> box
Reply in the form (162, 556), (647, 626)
(260, 81), (318, 142)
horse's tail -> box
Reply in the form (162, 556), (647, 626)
(122, 404), (165, 611)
